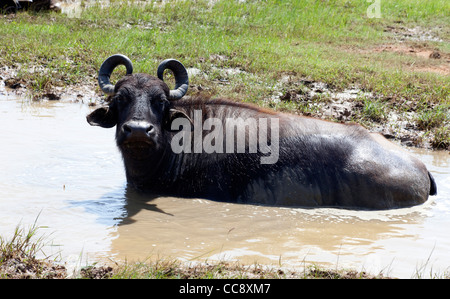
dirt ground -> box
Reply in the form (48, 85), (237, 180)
(1, 67), (448, 151)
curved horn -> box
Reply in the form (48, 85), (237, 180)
(157, 59), (189, 100)
(98, 54), (133, 95)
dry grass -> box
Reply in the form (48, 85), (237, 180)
(0, 220), (66, 279)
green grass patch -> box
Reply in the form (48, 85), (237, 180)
(0, 220), (66, 279)
(362, 97), (387, 122)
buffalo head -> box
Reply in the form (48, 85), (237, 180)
(87, 54), (191, 172)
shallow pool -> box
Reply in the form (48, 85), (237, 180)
(0, 94), (448, 278)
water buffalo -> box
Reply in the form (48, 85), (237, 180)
(87, 54), (437, 209)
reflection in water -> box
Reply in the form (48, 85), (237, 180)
(68, 187), (174, 226)
(111, 194), (437, 275)
(0, 95), (449, 278)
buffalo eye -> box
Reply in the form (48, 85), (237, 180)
(114, 95), (128, 105)
(154, 95), (169, 109)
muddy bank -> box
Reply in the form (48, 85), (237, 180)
(1, 63), (448, 150)
(353, 42), (450, 76)
(0, 254), (387, 279)
(0, 65), (101, 104)
(264, 75), (449, 150)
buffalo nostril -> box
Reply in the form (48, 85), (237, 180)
(122, 121), (154, 138)
(123, 123), (132, 133)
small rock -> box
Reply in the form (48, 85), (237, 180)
(187, 67), (202, 77)
(429, 51), (441, 59)
(4, 78), (23, 89)
(43, 93), (60, 101)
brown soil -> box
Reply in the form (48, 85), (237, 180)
(1, 60), (448, 150)
(0, 254), (67, 279)
(0, 247), (388, 279)
(355, 43), (450, 75)
(0, 65), (101, 103)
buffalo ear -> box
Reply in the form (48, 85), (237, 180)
(86, 106), (117, 128)
(164, 108), (193, 132)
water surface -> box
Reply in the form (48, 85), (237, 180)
(0, 94), (449, 278)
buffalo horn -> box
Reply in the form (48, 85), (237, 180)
(98, 54), (133, 95)
(157, 59), (189, 100)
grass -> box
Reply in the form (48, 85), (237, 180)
(416, 103), (449, 130)
(0, 219), (66, 279)
(361, 97), (388, 122)
(1, 1), (448, 96)
(1, 1), (448, 86)
(106, 259), (384, 279)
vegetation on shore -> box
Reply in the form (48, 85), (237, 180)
(0, 0), (448, 148)
(0, 221), (66, 279)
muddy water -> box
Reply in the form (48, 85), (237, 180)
(0, 95), (449, 278)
